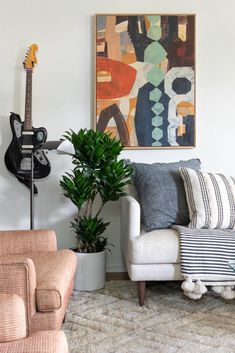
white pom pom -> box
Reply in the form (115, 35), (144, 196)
(221, 288), (235, 300)
(194, 280), (207, 295)
(181, 278), (195, 292)
(225, 285), (235, 291)
(211, 286), (224, 294)
(184, 291), (202, 300)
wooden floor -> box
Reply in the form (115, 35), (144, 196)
(106, 272), (129, 281)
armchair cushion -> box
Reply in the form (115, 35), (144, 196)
(27, 250), (77, 312)
(0, 293), (26, 343)
(0, 331), (68, 353)
(132, 159), (201, 231)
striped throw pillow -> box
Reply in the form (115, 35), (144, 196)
(179, 167), (235, 229)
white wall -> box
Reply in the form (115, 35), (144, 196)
(1, 0), (235, 271)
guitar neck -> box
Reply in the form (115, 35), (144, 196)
(24, 69), (33, 131)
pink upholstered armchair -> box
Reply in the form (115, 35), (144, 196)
(0, 229), (77, 333)
(0, 292), (68, 353)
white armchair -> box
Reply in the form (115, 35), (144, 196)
(121, 195), (182, 305)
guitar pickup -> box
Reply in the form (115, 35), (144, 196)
(22, 145), (34, 149)
(22, 131), (34, 135)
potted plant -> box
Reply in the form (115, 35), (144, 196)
(60, 129), (133, 291)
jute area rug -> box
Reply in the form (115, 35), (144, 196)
(63, 280), (235, 353)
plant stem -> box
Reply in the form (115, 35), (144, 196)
(88, 198), (93, 217)
(84, 200), (90, 217)
(95, 201), (105, 218)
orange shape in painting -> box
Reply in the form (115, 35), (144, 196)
(177, 124), (186, 136)
(97, 99), (120, 116)
(121, 52), (137, 65)
(177, 101), (194, 117)
(96, 57), (137, 99)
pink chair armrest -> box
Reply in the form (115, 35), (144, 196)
(0, 256), (37, 333)
(0, 293), (27, 342)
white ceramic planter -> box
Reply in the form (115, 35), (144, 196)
(74, 250), (106, 291)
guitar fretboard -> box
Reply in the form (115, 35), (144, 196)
(24, 69), (32, 130)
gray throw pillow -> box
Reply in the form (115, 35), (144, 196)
(132, 159), (201, 231)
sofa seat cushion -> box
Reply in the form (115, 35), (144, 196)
(26, 250), (77, 312)
(129, 228), (180, 264)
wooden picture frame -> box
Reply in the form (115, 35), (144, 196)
(94, 14), (196, 149)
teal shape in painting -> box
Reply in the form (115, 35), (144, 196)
(147, 25), (162, 41)
(152, 127), (163, 141)
(152, 140), (162, 147)
(149, 87), (162, 102)
(144, 42), (167, 65)
(152, 116), (163, 127)
(146, 67), (165, 87)
(147, 15), (160, 24)
(152, 102), (164, 115)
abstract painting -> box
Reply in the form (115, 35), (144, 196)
(95, 14), (195, 149)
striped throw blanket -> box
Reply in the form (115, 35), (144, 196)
(173, 225), (235, 299)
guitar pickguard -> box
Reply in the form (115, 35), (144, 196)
(20, 157), (31, 171)
(19, 150), (48, 172)
(13, 119), (22, 138)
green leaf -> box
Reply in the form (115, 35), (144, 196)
(71, 216), (110, 253)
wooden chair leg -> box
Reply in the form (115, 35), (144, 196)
(137, 281), (146, 306)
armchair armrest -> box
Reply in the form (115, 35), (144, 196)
(0, 229), (57, 256)
(0, 293), (26, 342)
(121, 195), (141, 241)
(0, 256), (37, 333)
(121, 195), (141, 240)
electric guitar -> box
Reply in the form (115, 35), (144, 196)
(5, 44), (51, 193)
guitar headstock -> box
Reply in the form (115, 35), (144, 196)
(23, 44), (38, 70)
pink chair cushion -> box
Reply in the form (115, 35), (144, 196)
(0, 331), (68, 353)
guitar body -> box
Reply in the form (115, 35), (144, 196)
(5, 113), (51, 192)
